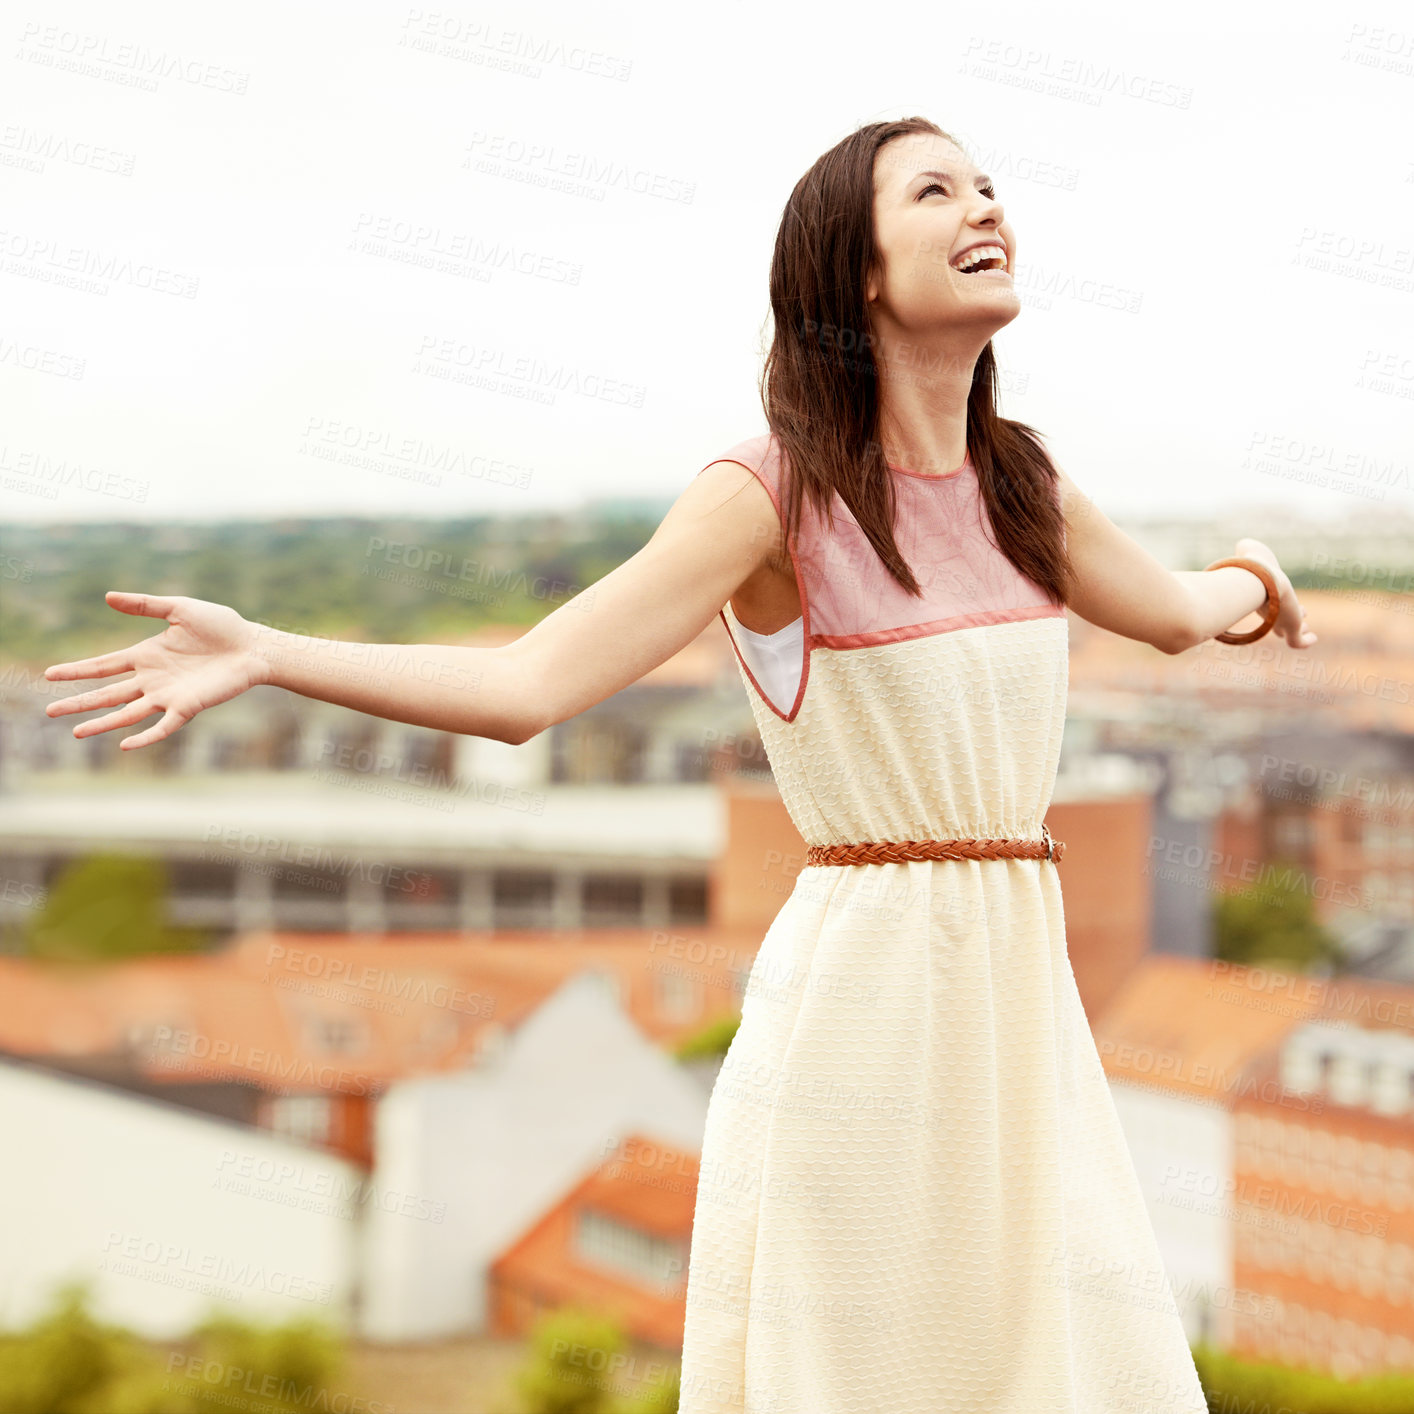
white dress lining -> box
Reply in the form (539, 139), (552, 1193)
(731, 613), (804, 716)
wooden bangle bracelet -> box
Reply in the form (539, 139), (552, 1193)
(1204, 556), (1282, 644)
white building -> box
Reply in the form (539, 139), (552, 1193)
(0, 1059), (361, 1338)
(0, 973), (711, 1343)
(359, 970), (710, 1340)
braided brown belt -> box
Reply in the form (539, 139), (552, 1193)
(804, 824), (1064, 868)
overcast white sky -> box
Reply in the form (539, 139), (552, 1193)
(1, 1), (1411, 526)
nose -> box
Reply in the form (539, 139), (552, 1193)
(970, 191), (1004, 228)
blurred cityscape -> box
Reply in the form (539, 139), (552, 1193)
(2, 501), (1414, 1409)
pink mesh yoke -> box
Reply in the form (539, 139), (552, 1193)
(700, 432), (1064, 654)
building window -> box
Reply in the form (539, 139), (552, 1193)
(1388, 1244), (1413, 1306)
(132, 1016), (194, 1058)
(1274, 814), (1311, 854)
(268, 1095), (331, 1143)
(1303, 1241), (1326, 1285)
(1396, 874), (1414, 919)
(420, 1013), (459, 1051)
(384, 868), (460, 908)
(1362, 1142), (1386, 1179)
(1391, 1149), (1414, 1209)
(1253, 1230), (1278, 1269)
(655, 968), (700, 1022)
(575, 1208), (687, 1291)
(494, 871), (555, 927)
(583, 875), (644, 926)
(1232, 1220), (1251, 1262)
(168, 860), (236, 896)
(667, 877), (708, 924)
(306, 1014), (367, 1054)
(271, 864), (344, 901)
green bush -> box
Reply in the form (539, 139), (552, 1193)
(0, 1279), (347, 1414)
(513, 1306), (628, 1414)
(0, 1279), (145, 1414)
(1194, 1340), (1414, 1412)
(508, 1307), (680, 1414)
(158, 1311), (347, 1414)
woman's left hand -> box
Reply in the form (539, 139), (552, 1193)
(1234, 537), (1318, 649)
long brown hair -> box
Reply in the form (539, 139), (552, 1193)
(759, 116), (1073, 607)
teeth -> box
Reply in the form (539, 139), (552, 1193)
(952, 244), (1007, 272)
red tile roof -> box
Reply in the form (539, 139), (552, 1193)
(490, 1133), (698, 1350)
(1093, 954), (1330, 1101)
(0, 927), (756, 1093)
(1066, 590), (1414, 731)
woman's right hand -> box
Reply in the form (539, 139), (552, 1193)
(44, 591), (271, 751)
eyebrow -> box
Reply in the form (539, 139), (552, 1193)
(913, 168), (994, 188)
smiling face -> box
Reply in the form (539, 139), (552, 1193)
(866, 132), (1020, 341)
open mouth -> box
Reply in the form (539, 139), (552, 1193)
(951, 245), (1009, 275)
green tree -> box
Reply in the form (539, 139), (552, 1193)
(627, 1360), (680, 1413)
(674, 1013), (739, 1062)
(24, 854), (207, 962)
(1211, 856), (1345, 971)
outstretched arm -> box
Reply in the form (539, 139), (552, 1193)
(44, 460), (781, 750)
(1052, 462), (1317, 655)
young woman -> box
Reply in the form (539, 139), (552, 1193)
(46, 117), (1315, 1412)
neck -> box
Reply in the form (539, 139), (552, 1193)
(870, 327), (984, 475)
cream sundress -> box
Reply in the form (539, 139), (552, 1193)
(678, 433), (1207, 1414)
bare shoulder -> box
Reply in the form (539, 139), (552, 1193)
(1044, 454), (1105, 537)
(654, 457), (786, 575)
(504, 455), (791, 736)
(1041, 447), (1079, 502)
